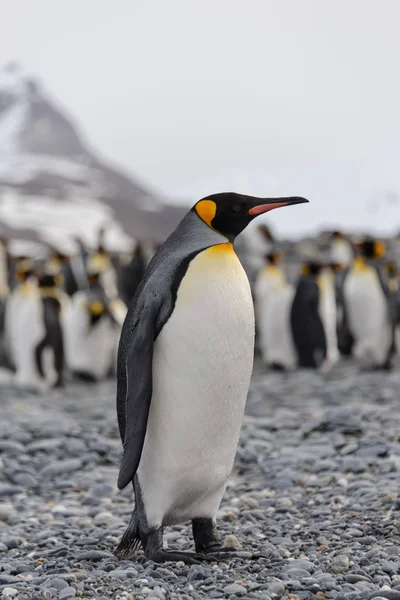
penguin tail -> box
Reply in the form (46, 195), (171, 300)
(114, 512), (142, 559)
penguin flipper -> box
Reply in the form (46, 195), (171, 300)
(117, 298), (158, 491)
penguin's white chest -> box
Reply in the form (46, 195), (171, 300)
(137, 243), (255, 527)
(344, 268), (391, 362)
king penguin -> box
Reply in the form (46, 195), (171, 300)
(115, 192), (308, 564)
(254, 252), (296, 370)
(290, 262), (328, 369)
(64, 269), (127, 382)
(342, 239), (394, 370)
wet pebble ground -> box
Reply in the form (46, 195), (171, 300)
(0, 362), (399, 600)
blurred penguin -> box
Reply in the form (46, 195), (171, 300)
(254, 251), (296, 370)
(317, 263), (340, 371)
(241, 223), (274, 285)
(8, 269), (67, 391)
(329, 231), (353, 268)
(86, 228), (119, 299)
(342, 239), (394, 370)
(0, 238), (12, 370)
(384, 261), (400, 363)
(116, 242), (145, 306)
(3, 257), (38, 369)
(45, 248), (82, 297)
(32, 272), (69, 389)
(64, 270), (126, 382)
(290, 262), (328, 370)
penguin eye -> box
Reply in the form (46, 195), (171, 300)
(231, 203), (243, 214)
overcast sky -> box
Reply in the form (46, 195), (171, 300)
(2, 0), (400, 231)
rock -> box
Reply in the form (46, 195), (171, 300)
(26, 438), (63, 452)
(1, 590), (18, 598)
(107, 569), (138, 579)
(382, 561), (399, 575)
(267, 582), (286, 597)
(285, 568), (312, 579)
(11, 473), (38, 488)
(76, 550), (111, 561)
(0, 441), (24, 454)
(59, 588), (76, 600)
(282, 560), (315, 573)
(48, 578), (69, 591)
(187, 565), (210, 582)
(331, 554), (350, 573)
(223, 583), (247, 596)
(93, 511), (114, 525)
(40, 459), (82, 476)
(222, 534), (241, 549)
(90, 484), (114, 498)
(0, 504), (15, 522)
(0, 484), (23, 496)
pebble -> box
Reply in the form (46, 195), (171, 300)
(59, 588), (76, 599)
(0, 366), (399, 599)
(223, 583), (247, 596)
(1, 590), (18, 598)
(40, 459), (82, 476)
(331, 554), (350, 573)
(267, 582), (286, 597)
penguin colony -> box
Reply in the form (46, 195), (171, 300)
(254, 232), (400, 372)
(1, 192), (400, 565)
(0, 230), (147, 391)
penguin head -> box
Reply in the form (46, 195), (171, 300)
(385, 261), (397, 278)
(265, 251), (283, 265)
(193, 192), (308, 241)
(329, 262), (345, 272)
(38, 273), (64, 289)
(87, 271), (101, 287)
(355, 238), (386, 260)
(300, 262), (324, 276)
(331, 230), (344, 240)
(14, 257), (35, 281)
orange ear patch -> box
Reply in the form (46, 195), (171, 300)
(195, 200), (217, 227)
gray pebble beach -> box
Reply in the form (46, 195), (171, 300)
(0, 362), (399, 599)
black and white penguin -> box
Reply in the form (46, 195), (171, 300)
(342, 239), (394, 370)
(291, 261), (339, 370)
(3, 258), (38, 372)
(86, 239), (119, 300)
(64, 271), (126, 381)
(0, 238), (11, 369)
(7, 268), (67, 391)
(34, 273), (69, 389)
(254, 252), (296, 370)
(45, 248), (82, 297)
(115, 243), (146, 306)
(115, 192), (308, 563)
(329, 230), (353, 268)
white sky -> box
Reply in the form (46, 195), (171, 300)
(1, 0), (400, 235)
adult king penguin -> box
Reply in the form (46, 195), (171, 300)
(342, 239), (394, 370)
(290, 262), (329, 370)
(115, 192), (308, 564)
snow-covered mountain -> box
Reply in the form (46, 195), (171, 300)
(0, 62), (185, 253)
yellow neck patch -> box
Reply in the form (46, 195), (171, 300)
(207, 242), (234, 256)
(301, 264), (310, 275)
(264, 264), (281, 276)
(195, 200), (217, 227)
(352, 256), (369, 272)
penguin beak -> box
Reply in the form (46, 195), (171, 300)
(248, 196), (309, 216)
